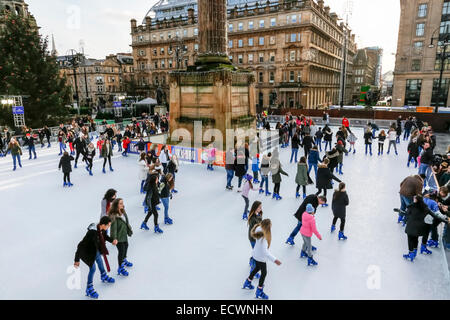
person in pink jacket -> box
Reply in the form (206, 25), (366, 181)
(206, 144), (216, 171)
(242, 174), (258, 220)
(300, 204), (322, 266)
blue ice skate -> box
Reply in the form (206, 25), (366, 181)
(101, 273), (115, 283)
(420, 244), (432, 255)
(85, 285), (99, 299)
(255, 286), (269, 300)
(307, 257), (318, 266)
(123, 259), (133, 267)
(285, 237), (295, 246)
(242, 279), (254, 290)
(338, 232), (347, 241)
(154, 225), (164, 234)
(140, 222), (150, 230)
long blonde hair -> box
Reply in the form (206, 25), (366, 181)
(251, 219), (272, 248)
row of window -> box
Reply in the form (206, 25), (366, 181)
(405, 78), (450, 106)
(229, 14), (302, 32)
(229, 33), (301, 48)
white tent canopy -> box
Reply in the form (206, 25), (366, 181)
(135, 97), (157, 105)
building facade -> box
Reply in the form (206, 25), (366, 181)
(0, 0), (37, 29)
(131, 0), (357, 111)
(393, 0), (450, 107)
(58, 53), (134, 109)
(352, 47), (383, 103)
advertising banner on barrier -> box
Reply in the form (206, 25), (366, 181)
(127, 140), (227, 167)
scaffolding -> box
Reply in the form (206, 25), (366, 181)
(1, 95), (25, 127)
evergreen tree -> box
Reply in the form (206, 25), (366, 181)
(0, 12), (71, 128)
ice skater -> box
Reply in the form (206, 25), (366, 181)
(364, 128), (373, 156)
(57, 130), (67, 156)
(376, 130), (386, 155)
(251, 154), (260, 184)
(73, 133), (87, 168)
(83, 142), (96, 176)
(159, 173), (175, 225)
(23, 133), (37, 160)
(6, 138), (22, 171)
(258, 152), (271, 196)
(270, 154), (289, 200)
(242, 174), (258, 220)
(141, 174), (164, 234)
(101, 139), (114, 173)
(347, 131), (357, 154)
(100, 189), (117, 219)
(331, 182), (349, 240)
(295, 156), (309, 199)
(138, 152), (149, 193)
(242, 219), (282, 300)
(300, 204), (322, 266)
(74, 216), (117, 299)
(247, 201), (263, 279)
(58, 151), (74, 187)
(109, 198), (133, 276)
(387, 127), (398, 155)
(403, 195), (450, 262)
(407, 137), (420, 168)
(286, 194), (327, 246)
(316, 158), (341, 199)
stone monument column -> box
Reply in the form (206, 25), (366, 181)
(197, 0), (231, 66)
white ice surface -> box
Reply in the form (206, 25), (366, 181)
(0, 126), (449, 300)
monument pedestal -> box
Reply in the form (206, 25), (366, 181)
(169, 70), (256, 149)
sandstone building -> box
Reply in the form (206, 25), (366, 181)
(131, 0), (357, 111)
(393, 0), (450, 107)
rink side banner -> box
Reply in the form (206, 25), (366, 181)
(128, 141), (225, 167)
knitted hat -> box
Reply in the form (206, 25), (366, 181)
(245, 174), (253, 182)
(306, 204), (314, 213)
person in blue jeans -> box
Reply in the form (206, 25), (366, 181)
(24, 134), (37, 159)
(285, 195), (327, 245)
(159, 173), (174, 225)
(307, 146), (320, 179)
(397, 175), (423, 224)
(74, 216), (117, 299)
(225, 148), (235, 190)
(418, 142), (433, 188)
(7, 138), (23, 171)
(259, 153), (271, 196)
(314, 128), (323, 152)
(290, 134), (300, 163)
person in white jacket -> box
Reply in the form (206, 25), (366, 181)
(138, 152), (149, 194)
(387, 127), (398, 155)
(159, 145), (171, 174)
(242, 219), (281, 300)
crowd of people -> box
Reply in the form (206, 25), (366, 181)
(3, 110), (450, 300)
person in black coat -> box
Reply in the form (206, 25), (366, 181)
(141, 173), (163, 233)
(43, 126), (51, 148)
(225, 148), (235, 190)
(322, 125), (333, 151)
(407, 139), (420, 168)
(73, 134), (87, 168)
(301, 133), (314, 158)
(74, 216), (117, 299)
(331, 182), (350, 238)
(58, 151), (74, 187)
(316, 159), (341, 198)
(290, 134), (301, 163)
(403, 195), (450, 261)
(235, 151), (247, 191)
(285, 194), (327, 245)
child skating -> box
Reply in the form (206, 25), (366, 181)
(242, 219), (282, 299)
(242, 174), (258, 220)
(300, 204), (322, 266)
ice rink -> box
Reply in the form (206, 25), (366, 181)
(1, 126), (449, 300)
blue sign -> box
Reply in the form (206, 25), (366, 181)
(12, 106), (24, 115)
(113, 101), (122, 108)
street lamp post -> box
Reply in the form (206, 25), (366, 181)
(67, 49), (81, 115)
(429, 25), (450, 113)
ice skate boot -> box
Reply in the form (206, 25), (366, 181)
(403, 251), (415, 262)
(154, 225), (164, 234)
(253, 179), (260, 184)
(242, 279), (254, 290)
(85, 285), (99, 299)
(272, 193), (277, 200)
(265, 191), (271, 197)
(123, 259), (133, 267)
(102, 168), (106, 174)
(303, 194), (306, 199)
(140, 222), (150, 230)
(255, 286), (269, 300)
(74, 163), (77, 169)
(63, 182), (67, 187)
(259, 188), (264, 195)
(296, 193), (301, 199)
(312, 246), (317, 251)
(420, 244), (432, 255)
(117, 263), (129, 276)
(338, 231), (347, 240)
(331, 225), (336, 233)
(89, 170), (93, 176)
(285, 237), (295, 246)
(109, 167), (114, 172)
(427, 240), (439, 248)
(307, 257), (318, 266)
(275, 194), (282, 201)
(242, 212), (248, 221)
(101, 273), (115, 283)
(300, 250), (308, 258)
(164, 217), (173, 225)
(68, 183), (74, 187)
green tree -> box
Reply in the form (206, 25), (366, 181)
(0, 12), (71, 128)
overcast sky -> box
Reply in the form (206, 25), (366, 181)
(27, 0), (400, 72)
